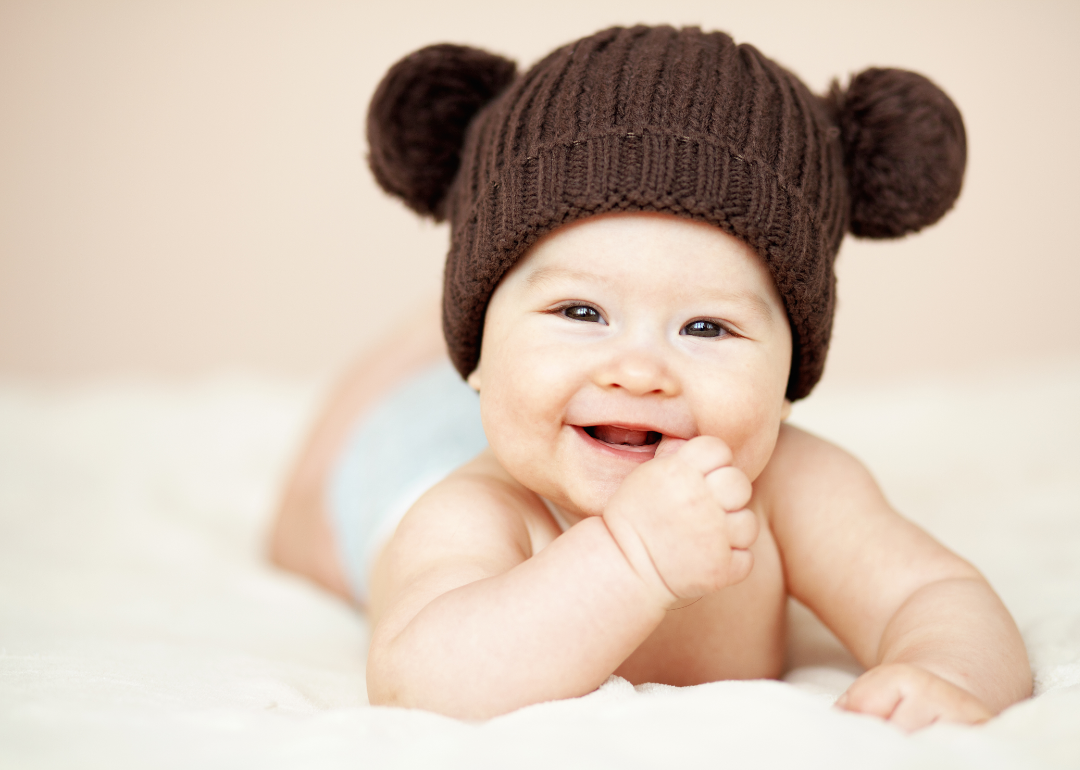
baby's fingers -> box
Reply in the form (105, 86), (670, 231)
(669, 435), (733, 475)
(725, 546), (755, 585)
(725, 509), (759, 550)
(705, 466), (751, 511)
(887, 689), (991, 732)
(837, 671), (917, 729)
(840, 684), (940, 732)
(837, 664), (993, 733)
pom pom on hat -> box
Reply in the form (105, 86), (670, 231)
(367, 44), (516, 220)
(834, 68), (967, 238)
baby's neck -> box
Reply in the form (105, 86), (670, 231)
(539, 496), (573, 533)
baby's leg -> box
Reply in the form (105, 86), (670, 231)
(268, 299), (447, 601)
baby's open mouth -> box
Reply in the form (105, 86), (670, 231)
(584, 425), (663, 447)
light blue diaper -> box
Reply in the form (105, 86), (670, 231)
(327, 360), (489, 603)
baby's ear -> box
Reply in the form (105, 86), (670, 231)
(830, 68), (966, 238)
(366, 44), (517, 221)
(466, 363), (482, 393)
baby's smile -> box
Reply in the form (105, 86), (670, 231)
(584, 424), (663, 448)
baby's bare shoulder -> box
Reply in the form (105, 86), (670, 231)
(368, 450), (554, 620)
(755, 423), (877, 518)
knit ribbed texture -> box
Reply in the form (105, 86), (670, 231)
(368, 25), (966, 400)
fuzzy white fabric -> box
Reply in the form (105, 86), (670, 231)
(1, 364), (1078, 769)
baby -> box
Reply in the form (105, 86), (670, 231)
(270, 26), (1032, 727)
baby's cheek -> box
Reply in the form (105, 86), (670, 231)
(482, 400), (539, 472)
(710, 401), (783, 480)
(479, 394), (568, 496)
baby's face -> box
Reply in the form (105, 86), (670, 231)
(469, 212), (792, 519)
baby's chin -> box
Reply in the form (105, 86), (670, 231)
(541, 473), (627, 521)
(494, 445), (639, 520)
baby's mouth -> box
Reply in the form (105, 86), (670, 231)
(584, 425), (663, 448)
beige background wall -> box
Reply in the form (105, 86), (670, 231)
(1, 0), (1078, 390)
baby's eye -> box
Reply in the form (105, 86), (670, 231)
(560, 305), (603, 323)
(682, 320), (727, 338)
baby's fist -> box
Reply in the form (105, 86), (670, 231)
(836, 664), (993, 732)
(603, 435), (759, 607)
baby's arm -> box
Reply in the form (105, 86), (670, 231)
(764, 425), (1031, 731)
(367, 437), (755, 719)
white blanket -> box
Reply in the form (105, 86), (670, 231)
(2, 364), (1078, 769)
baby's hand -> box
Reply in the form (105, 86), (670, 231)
(836, 663), (993, 731)
(602, 435), (759, 607)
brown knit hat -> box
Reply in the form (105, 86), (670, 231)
(367, 26), (966, 400)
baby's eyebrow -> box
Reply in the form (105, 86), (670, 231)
(524, 265), (610, 290)
(699, 288), (780, 327)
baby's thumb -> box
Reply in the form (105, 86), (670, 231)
(653, 435), (687, 460)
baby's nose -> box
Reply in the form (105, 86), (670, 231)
(592, 349), (680, 397)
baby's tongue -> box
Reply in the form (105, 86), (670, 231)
(591, 425), (655, 446)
